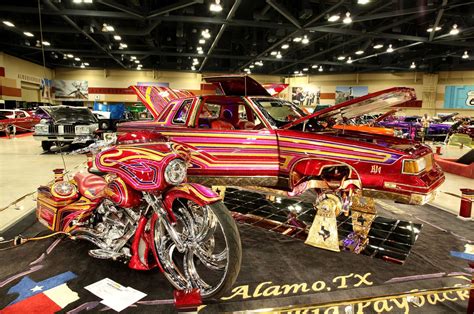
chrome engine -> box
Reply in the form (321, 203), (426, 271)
(71, 200), (140, 261)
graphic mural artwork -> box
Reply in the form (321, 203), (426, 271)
(53, 80), (89, 100)
(444, 85), (474, 109)
(335, 86), (369, 104)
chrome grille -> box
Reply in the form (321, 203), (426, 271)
(63, 125), (75, 134)
(49, 125), (58, 133)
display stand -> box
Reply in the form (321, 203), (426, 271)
(173, 288), (202, 311)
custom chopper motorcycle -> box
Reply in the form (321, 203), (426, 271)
(35, 130), (242, 299)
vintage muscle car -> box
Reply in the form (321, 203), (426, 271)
(0, 109), (40, 134)
(117, 76), (444, 209)
(34, 106), (99, 151)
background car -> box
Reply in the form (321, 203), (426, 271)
(0, 109), (40, 134)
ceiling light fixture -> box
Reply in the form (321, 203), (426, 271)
(373, 43), (383, 49)
(197, 46), (203, 51)
(328, 14), (340, 22)
(67, 54), (73, 58)
(311, 64), (318, 68)
(84, 62), (89, 66)
(199, 39), (205, 44)
(450, 24), (459, 35)
(255, 61), (263, 66)
(209, 0), (223, 12)
(337, 55), (345, 60)
(303, 67), (309, 71)
(130, 56), (136, 60)
(318, 66), (323, 72)
(3, 21), (15, 27)
(249, 64), (255, 68)
(270, 51), (277, 56)
(134, 60), (140, 63)
(410, 62), (416, 69)
(276, 52), (282, 59)
(23, 32), (34, 37)
(42, 41), (51, 46)
(119, 43), (127, 49)
(201, 29), (211, 39)
(80, 63), (85, 68)
(386, 44), (394, 52)
(355, 50), (364, 55)
(281, 43), (289, 49)
(346, 57), (353, 64)
(102, 23), (114, 32)
(462, 51), (469, 59)
(74, 57), (80, 61)
(191, 65), (196, 70)
(198, 50), (204, 54)
(293, 37), (302, 42)
(244, 68), (250, 71)
(343, 12), (352, 24)
(358, 0), (370, 4)
(113, 35), (121, 40)
(302, 35), (309, 44)
(426, 26), (441, 32)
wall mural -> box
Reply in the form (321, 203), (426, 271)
(53, 80), (88, 101)
(291, 86), (321, 107)
(335, 86), (369, 104)
(444, 85), (474, 109)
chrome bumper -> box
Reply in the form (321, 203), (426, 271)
(33, 134), (94, 143)
(362, 189), (439, 205)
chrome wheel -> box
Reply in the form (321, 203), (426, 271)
(154, 199), (241, 299)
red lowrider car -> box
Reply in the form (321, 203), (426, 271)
(0, 109), (40, 134)
(118, 76), (444, 211)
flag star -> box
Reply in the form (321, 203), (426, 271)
(30, 285), (43, 292)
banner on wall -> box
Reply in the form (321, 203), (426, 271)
(335, 86), (368, 104)
(291, 86), (321, 106)
(40, 79), (52, 100)
(53, 80), (88, 100)
(444, 85), (474, 109)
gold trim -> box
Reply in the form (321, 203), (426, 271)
(188, 176), (278, 187)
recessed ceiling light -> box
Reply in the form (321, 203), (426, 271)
(249, 64), (255, 68)
(255, 61), (263, 66)
(337, 55), (345, 60)
(276, 52), (282, 59)
(113, 35), (121, 40)
(84, 0), (93, 3)
(270, 51), (277, 55)
(130, 56), (136, 60)
(410, 62), (416, 69)
(23, 32), (34, 37)
(67, 54), (73, 58)
(102, 23), (114, 32)
(318, 66), (323, 72)
(198, 50), (204, 54)
(303, 68), (309, 71)
(42, 41), (51, 46)
(191, 65), (196, 70)
(84, 62), (89, 66)
(294, 70), (299, 74)
(450, 24), (459, 35)
(119, 43), (127, 49)
(293, 37), (302, 42)
(462, 51), (469, 59)
(386, 44), (394, 53)
(136, 67), (141, 71)
(199, 39), (205, 44)
(134, 60), (140, 63)
(74, 57), (80, 61)
(302, 35), (309, 44)
(80, 64), (85, 68)
(358, 0), (370, 4)
(311, 64), (318, 68)
(346, 57), (353, 64)
(244, 68), (250, 71)
(355, 50), (364, 55)
(373, 43), (384, 49)
(73, 0), (82, 3)
(3, 21), (15, 27)
(197, 46), (203, 51)
(343, 12), (352, 24)
(328, 14), (340, 22)
(210, 0), (222, 12)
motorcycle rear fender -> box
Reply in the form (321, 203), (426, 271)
(162, 183), (221, 213)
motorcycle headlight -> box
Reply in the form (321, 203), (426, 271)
(35, 124), (49, 134)
(402, 156), (428, 174)
(75, 125), (90, 134)
(164, 158), (187, 185)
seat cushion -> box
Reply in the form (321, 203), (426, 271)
(211, 120), (235, 130)
(74, 173), (107, 200)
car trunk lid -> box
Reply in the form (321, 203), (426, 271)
(203, 75), (271, 96)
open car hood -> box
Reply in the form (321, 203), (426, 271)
(282, 87), (416, 129)
(204, 75), (271, 96)
(130, 85), (194, 119)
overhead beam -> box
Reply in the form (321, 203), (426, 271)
(199, 0), (242, 71)
(429, 0), (448, 41)
(266, 0), (302, 29)
(146, 0), (203, 19)
(96, 0), (144, 19)
(42, 0), (127, 69)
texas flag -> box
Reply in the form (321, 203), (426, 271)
(1, 271), (79, 314)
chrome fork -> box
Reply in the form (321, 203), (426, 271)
(142, 192), (186, 253)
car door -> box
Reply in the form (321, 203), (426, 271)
(158, 96), (280, 187)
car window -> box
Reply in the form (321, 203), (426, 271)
(173, 100), (192, 124)
(0, 110), (14, 116)
(16, 112), (26, 118)
(252, 99), (305, 127)
(200, 103), (221, 119)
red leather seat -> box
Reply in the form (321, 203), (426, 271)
(74, 172), (107, 200)
(237, 120), (255, 130)
(211, 120), (235, 130)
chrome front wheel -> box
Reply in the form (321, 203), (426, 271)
(154, 199), (241, 299)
